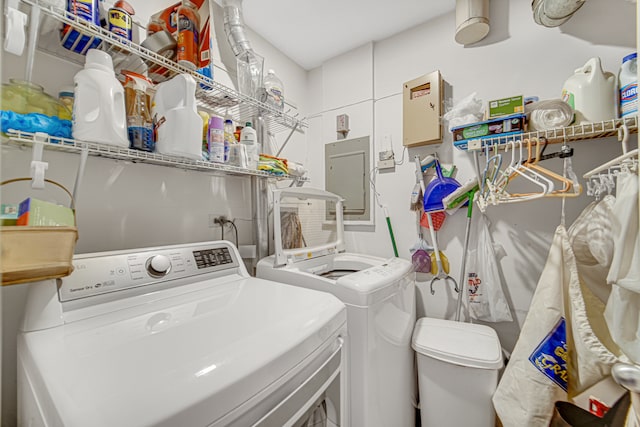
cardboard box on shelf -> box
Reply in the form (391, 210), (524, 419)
(488, 95), (524, 118)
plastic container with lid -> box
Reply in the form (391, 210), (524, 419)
(73, 49), (128, 147)
(176, 0), (200, 70)
(262, 69), (285, 111)
(619, 52), (637, 118)
(412, 317), (503, 427)
(561, 57), (617, 124)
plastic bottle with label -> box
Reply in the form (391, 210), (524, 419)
(240, 122), (258, 169)
(122, 71), (154, 152)
(73, 49), (128, 147)
(176, 0), (200, 70)
(224, 119), (236, 164)
(208, 115), (226, 163)
(262, 69), (285, 111)
(619, 52), (637, 118)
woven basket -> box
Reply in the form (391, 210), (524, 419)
(1, 178), (78, 286)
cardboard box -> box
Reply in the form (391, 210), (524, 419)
(17, 198), (75, 226)
(488, 95), (524, 118)
(452, 113), (526, 150)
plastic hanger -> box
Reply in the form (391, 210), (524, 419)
(489, 139), (549, 204)
(525, 138), (581, 197)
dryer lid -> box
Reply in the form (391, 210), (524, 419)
(272, 187), (346, 266)
(20, 277), (346, 427)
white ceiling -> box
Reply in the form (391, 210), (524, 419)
(242, 0), (456, 70)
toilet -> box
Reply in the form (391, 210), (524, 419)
(412, 317), (504, 427)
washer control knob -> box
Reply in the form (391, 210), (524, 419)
(147, 255), (171, 277)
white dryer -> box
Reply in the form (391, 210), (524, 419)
(257, 187), (416, 427)
(18, 240), (347, 427)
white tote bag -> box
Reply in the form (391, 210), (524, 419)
(493, 227), (568, 427)
(493, 225), (623, 426)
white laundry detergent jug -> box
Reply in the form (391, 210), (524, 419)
(72, 49), (128, 146)
(561, 57), (617, 124)
(152, 74), (202, 160)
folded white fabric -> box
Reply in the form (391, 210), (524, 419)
(526, 99), (574, 131)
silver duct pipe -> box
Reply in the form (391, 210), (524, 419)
(222, 0), (252, 57)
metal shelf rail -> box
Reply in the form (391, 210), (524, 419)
(3, 130), (308, 181)
(20, 0), (306, 135)
(461, 116), (638, 152)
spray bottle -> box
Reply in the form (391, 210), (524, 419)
(122, 70), (155, 152)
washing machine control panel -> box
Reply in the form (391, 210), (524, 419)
(59, 242), (241, 302)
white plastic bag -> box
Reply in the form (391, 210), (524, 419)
(466, 213), (513, 323)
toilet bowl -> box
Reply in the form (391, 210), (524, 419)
(412, 317), (503, 427)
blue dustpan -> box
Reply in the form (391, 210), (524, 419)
(423, 161), (461, 212)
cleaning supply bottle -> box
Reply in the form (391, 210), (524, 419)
(619, 52), (637, 118)
(122, 71), (154, 152)
(240, 121), (258, 169)
(73, 49), (128, 147)
(262, 69), (284, 111)
(223, 118), (235, 164)
(176, 0), (200, 70)
(561, 57), (617, 124)
(208, 115), (226, 163)
(152, 73), (202, 159)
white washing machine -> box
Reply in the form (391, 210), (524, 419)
(17, 240), (347, 427)
(257, 187), (416, 427)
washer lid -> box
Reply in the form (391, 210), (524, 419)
(20, 277), (346, 427)
(272, 187), (346, 267)
(412, 317), (503, 370)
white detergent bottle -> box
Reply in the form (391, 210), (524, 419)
(561, 57), (617, 124)
(152, 74), (202, 160)
(240, 121), (258, 169)
(73, 49), (128, 146)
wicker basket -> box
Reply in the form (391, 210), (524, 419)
(1, 178), (78, 286)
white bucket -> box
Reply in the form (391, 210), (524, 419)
(152, 74), (202, 160)
(561, 57), (617, 124)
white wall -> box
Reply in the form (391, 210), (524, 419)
(0, 1), (308, 424)
(305, 0), (637, 354)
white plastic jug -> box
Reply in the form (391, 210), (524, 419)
(561, 57), (617, 124)
(152, 74), (202, 160)
(73, 49), (128, 147)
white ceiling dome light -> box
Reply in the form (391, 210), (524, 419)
(532, 0), (587, 27)
(455, 0), (490, 45)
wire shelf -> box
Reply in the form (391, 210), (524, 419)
(2, 130), (309, 182)
(459, 116), (639, 151)
(22, 0), (306, 135)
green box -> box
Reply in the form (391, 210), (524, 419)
(17, 198), (74, 226)
(488, 95), (524, 118)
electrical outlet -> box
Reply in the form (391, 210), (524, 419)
(208, 214), (228, 228)
(378, 150), (394, 161)
(377, 159), (395, 169)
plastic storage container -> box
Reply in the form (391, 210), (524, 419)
(412, 317), (503, 427)
(73, 49), (128, 147)
(619, 52), (637, 118)
(262, 69), (284, 111)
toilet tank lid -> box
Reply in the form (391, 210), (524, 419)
(411, 317), (504, 370)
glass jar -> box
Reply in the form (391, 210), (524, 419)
(1, 79), (69, 118)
